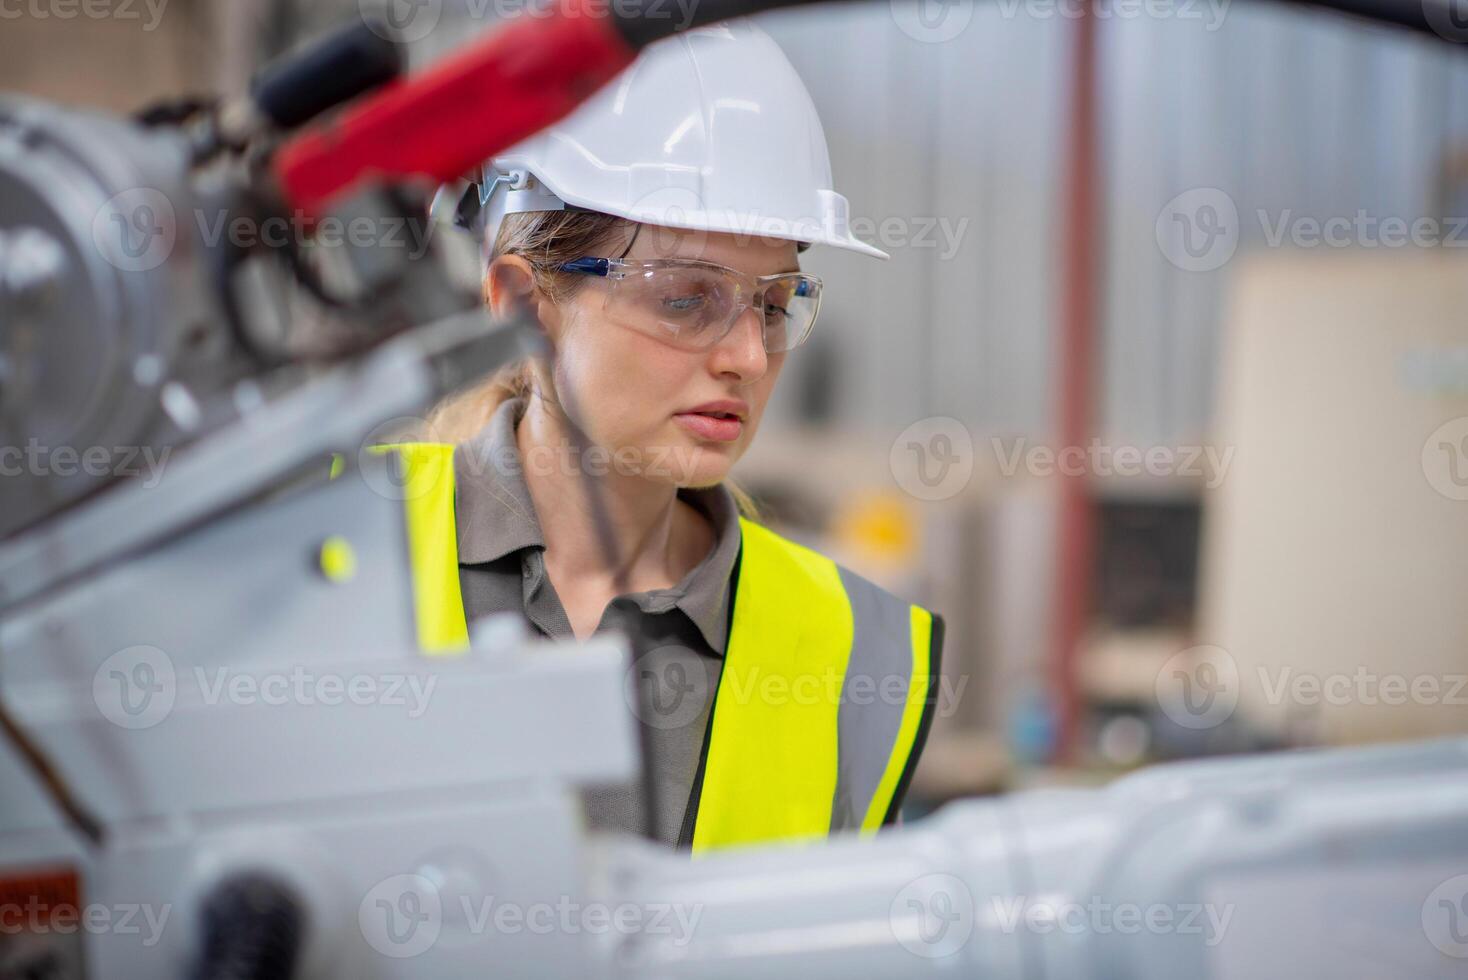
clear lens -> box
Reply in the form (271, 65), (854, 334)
(619, 265), (735, 347)
(758, 276), (821, 353)
(599, 262), (822, 353)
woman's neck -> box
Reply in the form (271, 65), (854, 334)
(515, 393), (713, 596)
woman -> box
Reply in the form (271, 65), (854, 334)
(391, 21), (944, 855)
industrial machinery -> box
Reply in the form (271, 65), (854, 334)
(1, 1), (1466, 977)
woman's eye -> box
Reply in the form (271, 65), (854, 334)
(662, 294), (706, 313)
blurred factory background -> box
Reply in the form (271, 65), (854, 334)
(7, 0), (1466, 816)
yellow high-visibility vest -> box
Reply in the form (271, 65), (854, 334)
(355, 443), (944, 854)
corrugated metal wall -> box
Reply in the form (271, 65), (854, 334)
(759, 4), (1066, 437)
(1101, 5), (1468, 447)
(766, 3), (1468, 448)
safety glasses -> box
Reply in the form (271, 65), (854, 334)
(557, 257), (823, 354)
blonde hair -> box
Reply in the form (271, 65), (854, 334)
(425, 209), (762, 520)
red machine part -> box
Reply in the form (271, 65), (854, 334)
(272, 0), (638, 220)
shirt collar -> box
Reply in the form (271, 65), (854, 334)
(453, 396), (743, 655)
(454, 396), (545, 563)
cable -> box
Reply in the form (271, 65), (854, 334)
(0, 692), (104, 849)
(518, 306), (667, 843)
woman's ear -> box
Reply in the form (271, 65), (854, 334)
(485, 254), (568, 351)
(484, 254), (536, 318)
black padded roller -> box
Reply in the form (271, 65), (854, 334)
(251, 18), (404, 130)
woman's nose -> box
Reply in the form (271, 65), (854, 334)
(708, 305), (769, 381)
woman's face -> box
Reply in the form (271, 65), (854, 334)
(530, 224), (800, 489)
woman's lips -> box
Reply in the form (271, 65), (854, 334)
(673, 411), (743, 442)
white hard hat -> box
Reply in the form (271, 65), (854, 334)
(443, 20), (888, 260)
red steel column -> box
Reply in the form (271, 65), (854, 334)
(1051, 2), (1100, 763)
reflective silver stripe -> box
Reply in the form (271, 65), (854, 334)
(829, 566), (921, 833)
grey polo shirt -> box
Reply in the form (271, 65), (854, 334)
(453, 396), (740, 847)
